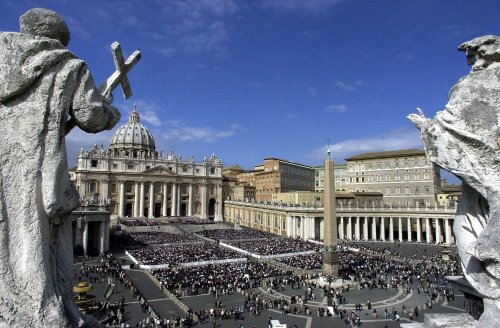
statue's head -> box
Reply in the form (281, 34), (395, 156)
(19, 8), (70, 46)
(458, 35), (500, 71)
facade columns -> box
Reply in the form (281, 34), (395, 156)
(99, 221), (106, 255)
(407, 217), (412, 242)
(118, 181), (125, 217)
(134, 182), (140, 217)
(188, 183), (193, 216)
(176, 183), (181, 216)
(82, 220), (88, 256)
(201, 183), (207, 218)
(426, 217), (431, 243)
(435, 218), (441, 244)
(380, 217), (385, 241)
(162, 183), (168, 217)
(148, 182), (155, 218)
(319, 218), (324, 240)
(389, 217), (394, 242)
(171, 183), (177, 216)
(215, 184), (223, 221)
(139, 181), (145, 217)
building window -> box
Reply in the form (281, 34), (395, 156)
(425, 186), (430, 194)
(385, 187), (391, 195)
(210, 167), (216, 174)
(89, 182), (97, 193)
(415, 187), (420, 195)
(405, 186), (411, 195)
(127, 163), (134, 170)
(111, 184), (117, 193)
(91, 160), (98, 168)
(395, 187), (401, 195)
(395, 174), (400, 181)
(113, 163), (118, 169)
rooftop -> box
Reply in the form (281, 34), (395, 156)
(345, 149), (426, 161)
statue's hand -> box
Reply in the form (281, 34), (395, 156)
(408, 108), (428, 131)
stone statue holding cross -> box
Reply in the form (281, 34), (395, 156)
(0, 8), (140, 326)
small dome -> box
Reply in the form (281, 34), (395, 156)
(109, 107), (156, 152)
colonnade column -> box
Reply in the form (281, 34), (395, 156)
(118, 181), (125, 217)
(287, 216), (293, 237)
(398, 217), (403, 242)
(339, 217), (344, 240)
(435, 218), (441, 244)
(407, 217), (412, 242)
(445, 218), (452, 244)
(355, 217), (361, 240)
(188, 183), (193, 216)
(104, 220), (110, 252)
(426, 218), (431, 243)
(171, 183), (177, 216)
(162, 183), (168, 217)
(380, 217), (385, 241)
(139, 182), (145, 217)
(363, 217), (369, 241)
(148, 182), (155, 218)
(134, 182), (140, 217)
(416, 217), (422, 243)
(371, 218), (377, 241)
(389, 217), (394, 242)
(347, 217), (353, 240)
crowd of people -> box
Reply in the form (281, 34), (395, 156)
(152, 261), (291, 295)
(127, 243), (244, 266)
(119, 232), (200, 246)
(274, 253), (323, 270)
(226, 237), (321, 256)
(119, 218), (159, 227)
(196, 228), (279, 241)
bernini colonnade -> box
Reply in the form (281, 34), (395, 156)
(225, 200), (456, 245)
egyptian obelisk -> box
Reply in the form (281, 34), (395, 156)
(323, 143), (339, 276)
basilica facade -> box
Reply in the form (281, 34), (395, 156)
(73, 108), (224, 220)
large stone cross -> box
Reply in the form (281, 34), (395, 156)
(99, 41), (141, 99)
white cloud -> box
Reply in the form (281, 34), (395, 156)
(309, 128), (423, 162)
(335, 80), (363, 91)
(161, 121), (240, 143)
(285, 113), (298, 119)
(324, 104), (348, 113)
(261, 0), (344, 12)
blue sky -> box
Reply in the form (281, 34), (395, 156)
(2, 1), (499, 176)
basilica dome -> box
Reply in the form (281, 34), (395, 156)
(109, 107), (156, 153)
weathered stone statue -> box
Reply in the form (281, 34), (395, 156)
(0, 8), (128, 327)
(409, 35), (500, 328)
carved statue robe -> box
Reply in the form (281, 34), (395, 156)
(0, 32), (119, 327)
(410, 35), (500, 327)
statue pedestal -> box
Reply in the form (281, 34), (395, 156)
(400, 313), (478, 328)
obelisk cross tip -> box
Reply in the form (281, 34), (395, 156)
(99, 41), (141, 100)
